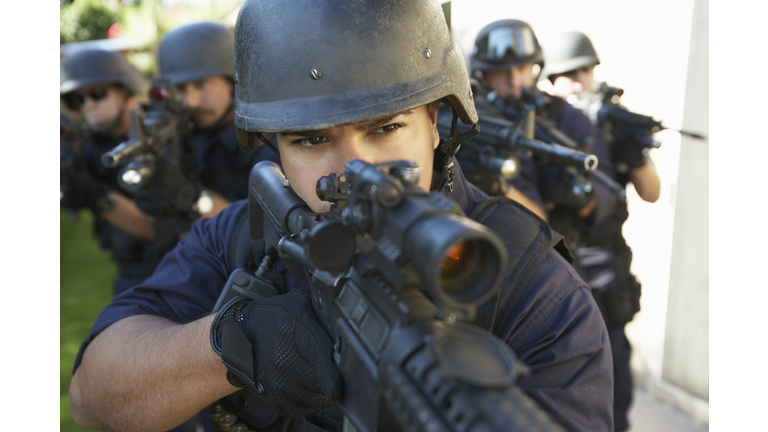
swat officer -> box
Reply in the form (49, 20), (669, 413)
(464, 19), (620, 260)
(60, 49), (162, 295)
(69, 2), (613, 432)
(132, 22), (280, 253)
(541, 30), (662, 432)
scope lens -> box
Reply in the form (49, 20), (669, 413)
(439, 240), (484, 293)
(151, 87), (170, 101)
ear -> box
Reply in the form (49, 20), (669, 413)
(427, 100), (440, 150)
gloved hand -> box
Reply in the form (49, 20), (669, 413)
(60, 166), (109, 213)
(539, 163), (595, 210)
(609, 125), (650, 173)
(210, 289), (341, 418)
(133, 157), (201, 219)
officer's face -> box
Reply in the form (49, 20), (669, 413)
(551, 66), (595, 98)
(483, 64), (535, 99)
(76, 84), (128, 128)
(176, 75), (233, 128)
(276, 103), (441, 213)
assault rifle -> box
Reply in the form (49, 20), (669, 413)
(100, 77), (195, 192)
(596, 83), (705, 146)
(476, 85), (627, 202)
(211, 160), (565, 432)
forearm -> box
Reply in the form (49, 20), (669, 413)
(70, 314), (236, 432)
(629, 160), (660, 203)
(505, 185), (548, 221)
(99, 192), (155, 241)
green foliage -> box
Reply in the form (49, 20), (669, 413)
(60, 0), (120, 45)
(60, 210), (116, 431)
(61, 0), (243, 76)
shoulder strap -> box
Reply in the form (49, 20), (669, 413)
(469, 196), (572, 334)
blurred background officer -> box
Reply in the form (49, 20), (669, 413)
(128, 21), (280, 432)
(541, 30), (661, 432)
(60, 49), (162, 295)
(131, 21), (280, 255)
(465, 19), (619, 250)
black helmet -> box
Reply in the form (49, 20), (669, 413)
(60, 49), (144, 96)
(541, 31), (600, 80)
(233, 0), (477, 152)
(470, 19), (544, 75)
(157, 22), (235, 85)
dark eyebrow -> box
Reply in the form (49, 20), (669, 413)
(353, 109), (414, 131)
(282, 110), (414, 138)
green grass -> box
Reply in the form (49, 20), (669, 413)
(60, 210), (116, 432)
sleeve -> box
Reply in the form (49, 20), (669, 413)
(558, 104), (620, 227)
(498, 250), (614, 432)
(72, 200), (248, 372)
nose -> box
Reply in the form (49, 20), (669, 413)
(509, 68), (522, 99)
(82, 94), (100, 111)
(179, 83), (201, 109)
(333, 133), (379, 174)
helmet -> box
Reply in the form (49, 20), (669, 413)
(470, 19), (544, 75)
(157, 22), (235, 85)
(60, 49), (144, 96)
(541, 31), (600, 80)
(233, 0), (477, 151)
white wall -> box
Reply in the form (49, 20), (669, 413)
(449, 0), (707, 422)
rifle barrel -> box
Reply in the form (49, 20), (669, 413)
(101, 138), (145, 168)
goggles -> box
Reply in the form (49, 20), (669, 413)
(63, 86), (111, 111)
(474, 24), (537, 64)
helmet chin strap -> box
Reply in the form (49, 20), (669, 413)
(433, 107), (479, 196)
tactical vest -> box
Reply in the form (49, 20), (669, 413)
(214, 196), (572, 432)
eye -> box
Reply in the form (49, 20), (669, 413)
(293, 136), (328, 147)
(371, 123), (402, 135)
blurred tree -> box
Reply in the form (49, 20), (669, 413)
(61, 0), (242, 75)
(60, 0), (120, 44)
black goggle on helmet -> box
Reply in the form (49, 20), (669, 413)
(470, 19), (544, 79)
(540, 31), (600, 82)
(233, 0), (478, 160)
(60, 49), (144, 100)
(157, 22), (235, 86)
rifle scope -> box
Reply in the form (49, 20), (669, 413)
(320, 159), (507, 312)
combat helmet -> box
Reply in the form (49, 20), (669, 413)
(232, 0), (478, 158)
(541, 31), (600, 81)
(60, 49), (144, 98)
(470, 19), (544, 77)
(157, 22), (235, 85)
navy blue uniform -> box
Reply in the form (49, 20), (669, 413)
(511, 99), (635, 431)
(567, 90), (644, 432)
(76, 132), (164, 294)
(74, 161), (613, 432)
(193, 123), (279, 203)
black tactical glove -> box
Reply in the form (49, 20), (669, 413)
(133, 157), (202, 219)
(539, 163), (595, 210)
(60, 167), (111, 214)
(210, 289), (341, 419)
(609, 125), (650, 173)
